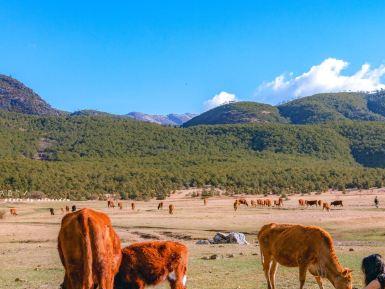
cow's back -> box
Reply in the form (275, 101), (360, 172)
(58, 208), (121, 289)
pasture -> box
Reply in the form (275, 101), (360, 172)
(1, 189), (385, 289)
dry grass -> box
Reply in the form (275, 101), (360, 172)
(1, 189), (385, 289)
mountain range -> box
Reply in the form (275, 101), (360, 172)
(2, 74), (385, 127)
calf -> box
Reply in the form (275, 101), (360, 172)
(115, 241), (188, 289)
(58, 208), (121, 289)
(50, 208), (55, 215)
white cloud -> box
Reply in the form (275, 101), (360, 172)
(255, 58), (385, 104)
(204, 91), (237, 110)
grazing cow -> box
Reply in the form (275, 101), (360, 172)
(50, 208), (55, 215)
(233, 201), (238, 211)
(258, 223), (352, 289)
(10, 208), (17, 216)
(108, 200), (115, 208)
(71, 205), (76, 212)
(131, 202), (136, 211)
(306, 200), (318, 207)
(251, 200), (257, 208)
(115, 241), (188, 289)
(118, 202), (123, 210)
(203, 198), (208, 206)
(274, 198), (283, 207)
(169, 204), (174, 215)
(58, 208), (122, 289)
(298, 199), (306, 207)
(237, 198), (249, 206)
(158, 202), (164, 210)
(317, 200), (323, 207)
(330, 200), (343, 207)
(65, 205), (70, 212)
(264, 199), (272, 207)
(323, 202), (331, 212)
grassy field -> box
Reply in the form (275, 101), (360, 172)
(1, 189), (385, 289)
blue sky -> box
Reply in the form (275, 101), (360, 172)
(1, 1), (385, 114)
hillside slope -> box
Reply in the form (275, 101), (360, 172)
(183, 102), (288, 127)
(0, 75), (63, 116)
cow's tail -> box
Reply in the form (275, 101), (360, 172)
(78, 213), (93, 288)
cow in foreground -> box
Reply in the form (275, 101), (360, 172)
(115, 241), (188, 289)
(58, 208), (122, 289)
(258, 223), (352, 289)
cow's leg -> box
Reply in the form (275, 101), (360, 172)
(314, 276), (323, 289)
(168, 267), (187, 289)
(269, 260), (278, 289)
(308, 266), (324, 289)
(262, 254), (272, 289)
(299, 264), (308, 289)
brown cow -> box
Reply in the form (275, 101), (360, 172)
(65, 205), (70, 212)
(233, 201), (238, 211)
(203, 198), (208, 206)
(169, 204), (174, 215)
(131, 202), (136, 211)
(10, 208), (17, 216)
(257, 199), (263, 206)
(298, 199), (306, 207)
(251, 200), (257, 207)
(50, 208), (55, 215)
(258, 223), (352, 289)
(108, 200), (115, 208)
(274, 198), (283, 207)
(158, 202), (164, 210)
(264, 199), (272, 207)
(58, 208), (122, 289)
(331, 200), (343, 207)
(317, 200), (323, 207)
(237, 198), (249, 206)
(306, 200), (318, 207)
(323, 202), (331, 212)
(118, 202), (123, 210)
(115, 241), (188, 289)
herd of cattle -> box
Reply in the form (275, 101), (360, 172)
(233, 197), (343, 211)
(55, 207), (353, 289)
(6, 197), (345, 217)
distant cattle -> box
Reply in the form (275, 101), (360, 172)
(118, 202), (123, 210)
(237, 198), (249, 207)
(158, 202), (164, 210)
(330, 200), (343, 207)
(65, 205), (70, 212)
(49, 208), (55, 215)
(169, 204), (174, 215)
(251, 200), (256, 207)
(203, 198), (208, 206)
(258, 223), (352, 289)
(108, 200), (115, 208)
(58, 208), (121, 289)
(323, 202), (331, 212)
(257, 199), (264, 206)
(115, 241), (188, 289)
(233, 201), (238, 211)
(274, 198), (283, 207)
(71, 205), (76, 212)
(317, 200), (323, 207)
(298, 199), (306, 207)
(61, 207), (65, 214)
(9, 208), (17, 216)
(306, 200), (318, 207)
(131, 202), (136, 211)
(264, 199), (272, 207)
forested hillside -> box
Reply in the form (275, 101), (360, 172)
(1, 110), (385, 200)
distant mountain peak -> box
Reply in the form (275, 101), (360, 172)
(126, 112), (197, 125)
(0, 74), (64, 116)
